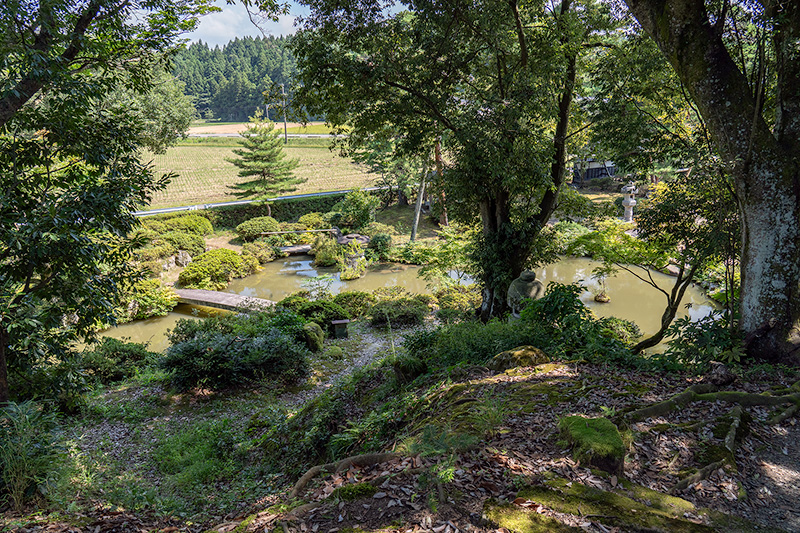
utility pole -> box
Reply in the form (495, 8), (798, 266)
(281, 83), (288, 144)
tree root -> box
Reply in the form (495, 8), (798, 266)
(625, 383), (800, 424)
(770, 402), (800, 425)
(289, 452), (401, 499)
(670, 460), (726, 494)
(724, 405), (743, 453)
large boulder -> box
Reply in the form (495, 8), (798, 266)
(507, 270), (545, 315)
(175, 250), (192, 267)
(488, 346), (549, 372)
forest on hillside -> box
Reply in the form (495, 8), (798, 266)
(172, 36), (297, 122)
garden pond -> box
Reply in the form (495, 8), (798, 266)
(101, 256), (715, 352)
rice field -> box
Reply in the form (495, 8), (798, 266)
(144, 138), (377, 209)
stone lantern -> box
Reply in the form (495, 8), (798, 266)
(621, 181), (638, 223)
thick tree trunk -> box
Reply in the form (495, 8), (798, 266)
(625, 0), (800, 361)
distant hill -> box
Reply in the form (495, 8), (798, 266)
(173, 35), (297, 122)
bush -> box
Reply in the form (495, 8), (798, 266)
(163, 214), (213, 236)
(0, 402), (63, 511)
(160, 231), (206, 257)
(333, 291), (377, 318)
(236, 216), (280, 241)
(369, 298), (429, 328)
(361, 222), (398, 236)
(178, 249), (255, 290)
(134, 243), (175, 262)
(391, 241), (435, 264)
(242, 240), (276, 264)
(141, 219), (168, 234)
(299, 212), (326, 229)
(367, 233), (392, 261)
(279, 222), (314, 245)
(296, 300), (351, 336)
(81, 338), (159, 384)
(310, 234), (339, 267)
(660, 313), (742, 370)
(277, 294), (311, 313)
(548, 221), (592, 255)
(435, 284), (481, 315)
(162, 323), (310, 390)
(333, 189), (379, 231)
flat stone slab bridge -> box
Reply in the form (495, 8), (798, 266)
(175, 289), (275, 312)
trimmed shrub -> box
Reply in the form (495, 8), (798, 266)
(236, 216), (280, 241)
(367, 233), (392, 261)
(332, 291), (377, 318)
(310, 234), (339, 267)
(299, 212), (325, 229)
(434, 284), (481, 320)
(163, 214), (213, 236)
(279, 222), (314, 245)
(333, 189), (379, 231)
(162, 320), (310, 390)
(242, 240), (276, 264)
(121, 279), (178, 321)
(369, 298), (429, 328)
(277, 294), (311, 314)
(141, 219), (168, 234)
(81, 338), (159, 384)
(134, 243), (175, 261)
(160, 231), (206, 257)
(296, 300), (351, 336)
(177, 248), (255, 290)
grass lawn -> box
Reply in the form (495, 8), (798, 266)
(144, 138), (376, 209)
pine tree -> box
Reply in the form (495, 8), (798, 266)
(226, 111), (302, 214)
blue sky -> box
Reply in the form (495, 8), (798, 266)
(186, 1), (308, 47)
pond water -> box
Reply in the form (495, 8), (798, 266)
(99, 256), (715, 351)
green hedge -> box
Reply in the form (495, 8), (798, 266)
(236, 216), (280, 241)
(160, 231), (206, 257)
(163, 214), (213, 236)
(177, 249), (256, 290)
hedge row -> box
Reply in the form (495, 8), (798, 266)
(141, 194), (349, 229)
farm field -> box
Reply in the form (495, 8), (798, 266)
(143, 138), (376, 209)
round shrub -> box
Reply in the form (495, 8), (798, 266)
(122, 279), (178, 320)
(236, 216), (280, 241)
(81, 338), (159, 384)
(332, 291), (377, 318)
(160, 231), (206, 257)
(178, 248), (254, 290)
(299, 212), (325, 229)
(141, 219), (168, 234)
(311, 235), (339, 267)
(296, 300), (351, 336)
(163, 214), (213, 236)
(242, 240), (276, 264)
(278, 294), (312, 313)
(367, 233), (392, 261)
(434, 284), (482, 314)
(162, 326), (310, 390)
(369, 298), (429, 328)
(279, 222), (313, 245)
(332, 189), (379, 231)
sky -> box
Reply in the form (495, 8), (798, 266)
(185, 1), (309, 47)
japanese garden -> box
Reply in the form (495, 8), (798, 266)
(1, 1), (799, 532)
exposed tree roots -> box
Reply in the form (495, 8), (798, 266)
(289, 452), (401, 500)
(624, 382), (800, 424)
(670, 460), (727, 494)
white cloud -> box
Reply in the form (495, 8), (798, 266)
(186, 1), (303, 47)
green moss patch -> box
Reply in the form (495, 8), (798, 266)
(483, 501), (579, 532)
(558, 416), (625, 475)
(330, 482), (378, 501)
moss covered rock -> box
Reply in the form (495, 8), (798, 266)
(558, 416), (625, 476)
(488, 346), (549, 372)
(303, 322), (325, 352)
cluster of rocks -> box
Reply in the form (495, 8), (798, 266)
(162, 250), (193, 271)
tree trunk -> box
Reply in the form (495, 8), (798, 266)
(624, 0), (800, 362)
(434, 136), (448, 227)
(632, 270), (696, 353)
(266, 201), (272, 217)
(0, 327), (10, 405)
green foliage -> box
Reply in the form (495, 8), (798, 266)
(418, 226), (474, 285)
(388, 353), (428, 385)
(361, 221), (398, 236)
(153, 419), (238, 488)
(8, 357), (90, 414)
(236, 216), (281, 241)
(241, 240), (277, 264)
(81, 338), (159, 384)
(295, 300), (351, 336)
(298, 212), (326, 229)
(162, 314), (310, 390)
(301, 274), (335, 300)
(339, 255), (368, 281)
(661, 313), (743, 371)
(391, 240), (436, 265)
(133, 243), (175, 262)
(547, 221), (592, 255)
(369, 298), (429, 328)
(310, 234), (340, 266)
(162, 214), (213, 236)
(332, 291), (377, 318)
(333, 189), (380, 231)
(434, 284), (481, 323)
(159, 231), (206, 256)
(330, 482), (377, 501)
(366, 233), (393, 261)
(177, 249), (256, 290)
(0, 402), (63, 511)
(226, 112), (303, 200)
